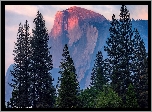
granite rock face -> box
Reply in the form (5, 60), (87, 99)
(48, 6), (148, 89)
(48, 6), (109, 88)
(5, 7), (148, 102)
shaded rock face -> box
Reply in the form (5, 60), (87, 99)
(5, 7), (148, 100)
(131, 20), (148, 50)
(48, 6), (109, 88)
(49, 6), (148, 89)
(5, 64), (14, 102)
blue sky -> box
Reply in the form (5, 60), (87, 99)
(5, 5), (148, 75)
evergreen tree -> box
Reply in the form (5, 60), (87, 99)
(78, 87), (98, 108)
(30, 11), (56, 108)
(7, 21), (31, 108)
(104, 5), (133, 100)
(125, 83), (139, 108)
(131, 29), (148, 108)
(57, 44), (80, 108)
(95, 85), (122, 108)
(138, 57), (148, 108)
(139, 57), (149, 108)
(103, 58), (112, 84)
(104, 14), (122, 96)
(90, 51), (107, 91)
(117, 4), (134, 97)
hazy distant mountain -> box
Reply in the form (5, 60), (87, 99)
(48, 6), (148, 89)
(5, 6), (148, 102)
(5, 64), (14, 102)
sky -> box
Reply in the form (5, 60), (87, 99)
(5, 5), (148, 75)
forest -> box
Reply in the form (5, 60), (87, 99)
(5, 5), (148, 108)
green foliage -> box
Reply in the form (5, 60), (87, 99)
(57, 44), (80, 108)
(78, 87), (98, 108)
(104, 5), (148, 108)
(6, 6), (148, 109)
(125, 83), (139, 108)
(95, 85), (122, 108)
(104, 5), (135, 101)
(90, 51), (108, 91)
(79, 86), (122, 108)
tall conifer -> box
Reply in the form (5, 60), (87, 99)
(138, 57), (148, 108)
(57, 44), (80, 108)
(7, 21), (31, 108)
(104, 5), (134, 102)
(90, 51), (107, 91)
(132, 29), (148, 108)
(30, 11), (56, 108)
(125, 83), (139, 108)
(104, 14), (122, 95)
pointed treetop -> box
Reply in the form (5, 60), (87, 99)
(37, 10), (40, 15)
(112, 14), (115, 19)
(119, 5), (130, 21)
(65, 44), (68, 48)
(33, 11), (44, 24)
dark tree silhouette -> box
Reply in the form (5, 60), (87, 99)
(7, 21), (31, 108)
(30, 11), (56, 108)
(57, 44), (80, 108)
(104, 5), (134, 103)
(125, 83), (139, 108)
(90, 51), (107, 91)
(132, 29), (148, 107)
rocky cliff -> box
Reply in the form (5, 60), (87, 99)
(5, 6), (148, 102)
(48, 6), (110, 88)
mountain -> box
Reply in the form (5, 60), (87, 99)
(48, 6), (110, 89)
(5, 6), (148, 102)
(5, 64), (14, 103)
(131, 19), (148, 50)
(48, 6), (148, 89)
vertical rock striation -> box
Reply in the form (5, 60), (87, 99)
(5, 7), (148, 100)
(49, 6), (109, 88)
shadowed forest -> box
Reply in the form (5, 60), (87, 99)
(5, 5), (148, 109)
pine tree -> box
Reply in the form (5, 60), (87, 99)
(95, 85), (122, 108)
(104, 14), (122, 96)
(131, 29), (148, 108)
(138, 56), (148, 108)
(21, 20), (32, 108)
(104, 5), (133, 100)
(117, 5), (134, 97)
(57, 44), (80, 108)
(7, 21), (31, 108)
(30, 11), (56, 108)
(90, 51), (107, 91)
(125, 83), (139, 108)
(78, 87), (98, 108)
